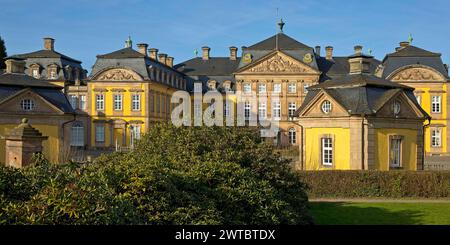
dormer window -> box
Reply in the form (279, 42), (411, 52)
(47, 64), (59, 79)
(30, 64), (41, 78)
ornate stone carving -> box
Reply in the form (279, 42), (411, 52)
(391, 67), (442, 81)
(96, 69), (141, 81)
(247, 54), (311, 73)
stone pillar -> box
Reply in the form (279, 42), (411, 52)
(3, 118), (48, 168)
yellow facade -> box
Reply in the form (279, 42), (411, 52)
(0, 124), (60, 163)
(374, 128), (418, 171)
(304, 127), (351, 170)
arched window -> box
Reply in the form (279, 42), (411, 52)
(288, 128), (296, 145)
(71, 123), (84, 147)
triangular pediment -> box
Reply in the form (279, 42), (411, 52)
(376, 91), (427, 119)
(299, 90), (350, 117)
(236, 51), (320, 75)
(0, 88), (65, 114)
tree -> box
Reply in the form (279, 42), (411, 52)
(0, 36), (7, 70)
(0, 124), (313, 225)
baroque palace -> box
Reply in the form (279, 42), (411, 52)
(0, 22), (448, 170)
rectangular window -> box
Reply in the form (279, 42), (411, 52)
(244, 101), (251, 120)
(132, 125), (141, 140)
(132, 94), (141, 111)
(273, 101), (281, 120)
(389, 138), (402, 168)
(431, 129), (442, 147)
(79, 95), (86, 110)
(161, 95), (166, 114)
(156, 94), (160, 113)
(288, 102), (296, 120)
(32, 69), (39, 78)
(70, 125), (84, 146)
(69, 95), (77, 109)
(243, 83), (251, 93)
(303, 84), (310, 94)
(113, 94), (123, 111)
(258, 84), (266, 93)
(224, 102), (230, 117)
(95, 125), (105, 142)
(322, 138), (333, 166)
(273, 83), (281, 93)
(96, 94), (104, 111)
(288, 83), (296, 93)
(50, 69), (57, 79)
(258, 101), (267, 119)
(431, 96), (441, 113)
(149, 91), (154, 113)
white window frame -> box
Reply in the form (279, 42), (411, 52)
(431, 128), (442, 147)
(96, 94), (104, 111)
(258, 101), (267, 119)
(132, 94), (141, 111)
(244, 101), (251, 120)
(288, 83), (296, 93)
(322, 137), (333, 166)
(288, 128), (296, 145)
(69, 95), (77, 109)
(273, 83), (281, 93)
(113, 94), (123, 111)
(224, 102), (230, 117)
(243, 83), (251, 93)
(21, 99), (35, 111)
(258, 84), (266, 93)
(431, 95), (441, 113)
(79, 95), (86, 110)
(303, 84), (310, 94)
(95, 125), (105, 142)
(389, 138), (402, 168)
(321, 100), (332, 114)
(288, 102), (296, 120)
(273, 101), (281, 120)
(32, 69), (39, 78)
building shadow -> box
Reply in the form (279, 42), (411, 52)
(309, 202), (426, 225)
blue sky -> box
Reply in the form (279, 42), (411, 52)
(1, 0), (450, 72)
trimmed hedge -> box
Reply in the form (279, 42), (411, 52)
(298, 170), (450, 198)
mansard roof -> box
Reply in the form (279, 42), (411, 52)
(317, 56), (381, 81)
(11, 49), (82, 64)
(175, 57), (241, 76)
(380, 44), (448, 79)
(96, 47), (146, 59)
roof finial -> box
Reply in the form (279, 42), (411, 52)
(125, 36), (132, 48)
(368, 48), (373, 55)
(408, 33), (413, 44)
(194, 48), (198, 57)
(278, 18), (285, 33)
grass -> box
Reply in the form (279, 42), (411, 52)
(309, 202), (450, 225)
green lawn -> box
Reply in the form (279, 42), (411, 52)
(309, 202), (450, 225)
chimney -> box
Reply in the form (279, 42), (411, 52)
(325, 46), (333, 60)
(5, 58), (26, 74)
(149, 48), (158, 60)
(354, 45), (363, 55)
(202, 46), (210, 60)
(158, 53), (167, 65)
(166, 56), (174, 68)
(229, 46), (238, 60)
(137, 43), (148, 56)
(315, 46), (321, 56)
(43, 37), (55, 51)
(348, 45), (371, 74)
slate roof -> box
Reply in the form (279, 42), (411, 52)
(246, 33), (312, 50)
(295, 73), (428, 118)
(96, 47), (146, 59)
(11, 49), (82, 64)
(0, 73), (74, 113)
(380, 45), (448, 79)
(175, 57), (241, 76)
(317, 56), (382, 81)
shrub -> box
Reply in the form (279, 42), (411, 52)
(0, 123), (312, 225)
(299, 170), (450, 198)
